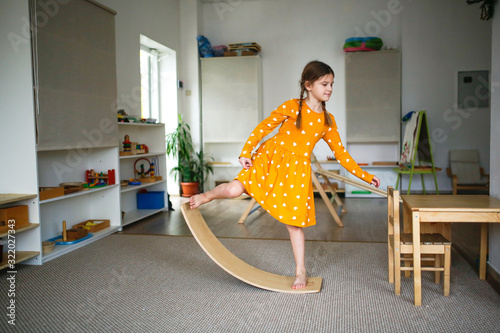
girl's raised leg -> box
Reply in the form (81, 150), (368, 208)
(286, 224), (307, 289)
(189, 180), (246, 209)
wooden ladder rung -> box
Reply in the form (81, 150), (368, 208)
(400, 233), (451, 245)
(400, 267), (445, 272)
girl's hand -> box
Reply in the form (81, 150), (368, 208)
(239, 157), (253, 170)
(371, 176), (381, 188)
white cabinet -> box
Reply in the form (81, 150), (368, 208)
(345, 50), (401, 197)
(0, 0), (123, 266)
(37, 148), (121, 262)
(118, 123), (168, 226)
(201, 56), (262, 189)
(1, 0), (42, 266)
(0, 195), (40, 269)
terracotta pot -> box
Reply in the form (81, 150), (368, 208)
(180, 182), (200, 197)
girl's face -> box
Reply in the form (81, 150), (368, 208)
(305, 73), (334, 103)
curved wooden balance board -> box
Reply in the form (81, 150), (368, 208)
(180, 202), (322, 293)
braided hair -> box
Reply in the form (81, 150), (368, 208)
(297, 61), (334, 129)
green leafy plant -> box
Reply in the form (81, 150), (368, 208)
(166, 115), (214, 186)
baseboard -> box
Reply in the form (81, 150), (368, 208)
(486, 265), (500, 294)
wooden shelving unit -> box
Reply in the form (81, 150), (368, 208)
(0, 252), (40, 270)
(118, 123), (168, 226)
(0, 194), (37, 205)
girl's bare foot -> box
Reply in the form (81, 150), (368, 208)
(189, 193), (210, 209)
(292, 270), (307, 289)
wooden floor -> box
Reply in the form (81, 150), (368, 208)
(121, 195), (482, 252)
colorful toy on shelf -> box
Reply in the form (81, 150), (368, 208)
(84, 169), (116, 188)
(119, 134), (149, 156)
(128, 178), (141, 185)
(46, 220), (93, 245)
(123, 134), (132, 153)
(134, 157), (161, 183)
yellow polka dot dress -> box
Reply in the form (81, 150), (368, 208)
(236, 99), (374, 228)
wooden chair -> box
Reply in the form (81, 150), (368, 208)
(447, 149), (489, 195)
(387, 186), (451, 297)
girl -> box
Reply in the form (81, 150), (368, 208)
(190, 60), (380, 289)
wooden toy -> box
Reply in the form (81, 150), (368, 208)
(0, 205), (29, 233)
(180, 202), (322, 293)
(122, 135), (132, 155)
(120, 134), (149, 156)
(134, 158), (161, 183)
(72, 219), (110, 233)
(39, 186), (65, 200)
(84, 169), (116, 187)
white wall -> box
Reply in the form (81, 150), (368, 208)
(97, 0), (180, 194)
(201, 0), (401, 158)
(199, 0), (491, 193)
(98, 0), (180, 118)
(401, 0), (491, 193)
(489, 7), (500, 274)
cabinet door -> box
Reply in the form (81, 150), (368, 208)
(201, 56), (262, 143)
(34, 0), (117, 150)
(345, 50), (401, 143)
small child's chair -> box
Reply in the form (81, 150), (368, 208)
(387, 186), (451, 298)
(446, 149), (489, 195)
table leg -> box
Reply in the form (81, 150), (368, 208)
(412, 211), (422, 306)
(479, 223), (488, 280)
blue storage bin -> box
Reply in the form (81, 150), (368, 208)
(137, 191), (165, 209)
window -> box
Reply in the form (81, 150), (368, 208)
(140, 46), (160, 121)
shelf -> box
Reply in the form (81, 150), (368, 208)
(210, 164), (241, 168)
(0, 194), (37, 205)
(119, 152), (165, 160)
(118, 122), (164, 127)
(42, 226), (121, 262)
(37, 144), (117, 152)
(121, 180), (166, 193)
(40, 184), (119, 204)
(0, 223), (39, 238)
(204, 140), (246, 144)
(0, 251), (40, 270)
(121, 208), (166, 227)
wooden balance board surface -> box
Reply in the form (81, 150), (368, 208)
(315, 168), (387, 197)
(180, 202), (322, 293)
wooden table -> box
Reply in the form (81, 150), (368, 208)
(401, 195), (500, 306)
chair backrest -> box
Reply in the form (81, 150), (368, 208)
(449, 149), (481, 184)
(387, 186), (400, 242)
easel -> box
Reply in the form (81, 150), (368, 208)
(395, 110), (440, 195)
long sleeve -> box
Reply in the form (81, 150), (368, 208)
(239, 100), (296, 158)
(322, 115), (374, 184)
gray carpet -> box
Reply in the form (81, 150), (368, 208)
(1, 234), (499, 332)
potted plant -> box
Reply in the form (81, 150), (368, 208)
(166, 116), (214, 196)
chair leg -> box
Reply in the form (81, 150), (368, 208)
(434, 254), (441, 284)
(388, 240), (394, 284)
(444, 245), (451, 296)
(394, 248), (401, 295)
